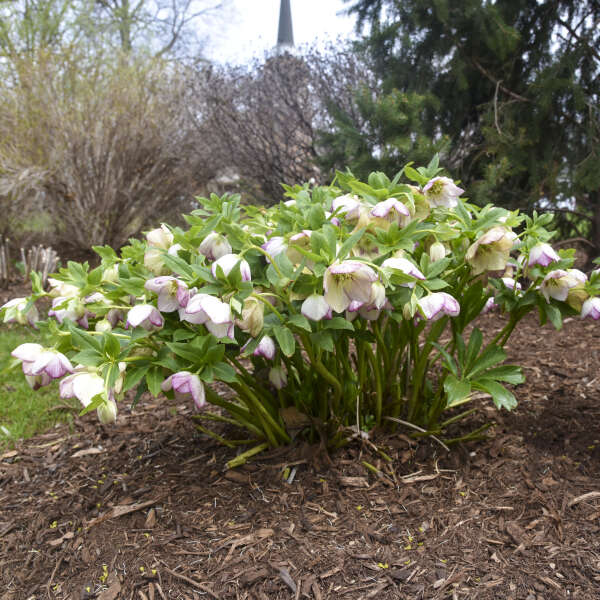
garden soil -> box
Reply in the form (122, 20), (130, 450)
(1, 312), (600, 599)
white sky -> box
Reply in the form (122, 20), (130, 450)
(205, 0), (358, 64)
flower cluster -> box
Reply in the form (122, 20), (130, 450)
(2, 159), (599, 452)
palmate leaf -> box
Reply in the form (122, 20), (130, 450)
(444, 374), (472, 408)
(472, 379), (517, 411)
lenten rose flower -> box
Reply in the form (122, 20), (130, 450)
(211, 253), (251, 281)
(261, 236), (287, 261)
(419, 292), (460, 321)
(146, 224), (173, 249)
(237, 297), (264, 337)
(323, 260), (378, 313)
(1, 297), (39, 327)
(465, 227), (517, 275)
(180, 293), (234, 339)
(481, 296), (498, 314)
(581, 297), (600, 320)
(540, 269), (587, 303)
(48, 296), (89, 328)
(199, 232), (232, 261)
(301, 294), (332, 321)
(47, 278), (80, 298)
(429, 242), (447, 262)
(162, 371), (206, 410)
(331, 194), (362, 220)
(381, 257), (425, 288)
(97, 398), (118, 424)
(254, 335), (276, 360)
(269, 365), (287, 389)
(126, 304), (164, 330)
(12, 344), (73, 379)
(528, 243), (560, 268)
(422, 177), (464, 208)
(60, 370), (105, 407)
(144, 276), (189, 312)
(370, 198), (411, 229)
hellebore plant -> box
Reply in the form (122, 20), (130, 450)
(3, 156), (600, 458)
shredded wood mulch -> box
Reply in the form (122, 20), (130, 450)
(1, 313), (600, 599)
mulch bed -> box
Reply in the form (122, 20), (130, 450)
(1, 313), (600, 599)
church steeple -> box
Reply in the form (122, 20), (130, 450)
(276, 0), (294, 51)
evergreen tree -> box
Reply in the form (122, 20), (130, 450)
(332, 0), (600, 253)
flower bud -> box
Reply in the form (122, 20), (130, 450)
(199, 232), (232, 261)
(95, 319), (112, 333)
(429, 242), (447, 262)
(268, 366), (287, 390)
(97, 399), (117, 424)
(238, 297), (264, 337)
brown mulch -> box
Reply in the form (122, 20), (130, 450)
(1, 314), (600, 599)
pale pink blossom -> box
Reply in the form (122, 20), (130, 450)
(301, 294), (332, 321)
(423, 177), (464, 208)
(211, 253), (251, 281)
(162, 371), (206, 410)
(528, 243), (560, 268)
(324, 260), (378, 313)
(144, 276), (189, 312)
(126, 304), (164, 330)
(419, 293), (460, 321)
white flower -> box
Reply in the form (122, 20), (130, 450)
(144, 276), (189, 312)
(1, 297), (39, 327)
(97, 398), (118, 424)
(47, 278), (80, 298)
(60, 370), (105, 407)
(126, 304), (164, 330)
(199, 232), (232, 261)
(528, 243), (560, 268)
(370, 198), (411, 229)
(269, 365), (287, 389)
(261, 236), (287, 260)
(419, 293), (460, 321)
(323, 260), (378, 313)
(301, 294), (332, 321)
(429, 242), (447, 262)
(422, 177), (464, 208)
(540, 269), (587, 303)
(211, 253), (252, 282)
(237, 297), (264, 337)
(48, 296), (89, 328)
(465, 227), (517, 275)
(146, 224), (173, 249)
(162, 371), (206, 410)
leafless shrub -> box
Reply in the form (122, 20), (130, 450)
(0, 52), (212, 252)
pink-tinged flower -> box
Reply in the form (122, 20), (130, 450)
(48, 296), (89, 328)
(126, 304), (164, 330)
(1, 297), (39, 327)
(180, 294), (234, 339)
(332, 194), (362, 220)
(325, 211), (341, 227)
(199, 232), (232, 261)
(419, 293), (460, 321)
(370, 198), (411, 229)
(146, 224), (173, 249)
(423, 177), (464, 208)
(211, 253), (251, 281)
(381, 257), (425, 288)
(144, 276), (189, 312)
(528, 243), (560, 268)
(323, 260), (378, 313)
(301, 294), (332, 321)
(482, 297), (498, 314)
(60, 370), (105, 407)
(261, 236), (287, 260)
(501, 277), (522, 292)
(162, 371), (206, 410)
(269, 365), (287, 389)
(540, 269), (587, 303)
(254, 335), (276, 360)
(25, 373), (52, 390)
(465, 227), (517, 275)
(581, 297), (600, 320)
(12, 343), (73, 379)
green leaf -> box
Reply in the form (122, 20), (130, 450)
(146, 367), (164, 397)
(464, 328), (483, 374)
(472, 379), (517, 410)
(444, 374), (472, 408)
(288, 314), (312, 332)
(123, 365), (150, 393)
(212, 362), (238, 383)
(165, 342), (203, 364)
(71, 349), (103, 367)
(102, 333), (121, 360)
(273, 325), (296, 357)
(92, 245), (118, 262)
(323, 317), (354, 331)
(478, 365), (525, 385)
(160, 252), (194, 279)
(465, 345), (506, 379)
(66, 321), (102, 352)
(79, 393), (105, 416)
(311, 330), (334, 353)
(336, 227), (366, 260)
